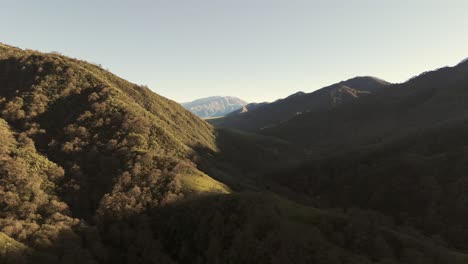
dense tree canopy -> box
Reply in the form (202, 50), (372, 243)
(1, 43), (468, 263)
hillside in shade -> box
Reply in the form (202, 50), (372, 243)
(182, 96), (247, 118)
(262, 59), (468, 153)
(260, 59), (468, 251)
(225, 102), (269, 116)
(1, 43), (468, 264)
(209, 76), (391, 131)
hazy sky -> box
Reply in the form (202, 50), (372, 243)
(1, 0), (468, 103)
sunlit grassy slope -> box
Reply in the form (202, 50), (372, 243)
(179, 165), (231, 194)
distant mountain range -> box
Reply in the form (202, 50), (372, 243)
(182, 96), (247, 118)
(209, 76), (391, 131)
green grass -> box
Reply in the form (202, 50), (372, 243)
(179, 167), (231, 194)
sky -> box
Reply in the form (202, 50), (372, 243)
(1, 0), (468, 103)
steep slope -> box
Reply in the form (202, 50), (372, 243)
(182, 96), (247, 118)
(0, 44), (232, 261)
(0, 44), (227, 220)
(210, 76), (390, 131)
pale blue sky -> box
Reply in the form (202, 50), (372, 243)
(1, 0), (468, 102)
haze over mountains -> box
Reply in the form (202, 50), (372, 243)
(2, 42), (468, 264)
(181, 96), (247, 118)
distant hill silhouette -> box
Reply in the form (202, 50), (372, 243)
(225, 102), (269, 116)
(263, 60), (468, 153)
(209, 76), (391, 131)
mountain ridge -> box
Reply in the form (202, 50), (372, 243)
(225, 102), (269, 116)
(210, 76), (391, 131)
(263, 58), (468, 152)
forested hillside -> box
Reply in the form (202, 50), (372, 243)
(259, 59), (468, 253)
(0, 43), (231, 221)
(262, 60), (468, 154)
(267, 121), (468, 251)
(1, 43), (467, 264)
(0, 43), (229, 263)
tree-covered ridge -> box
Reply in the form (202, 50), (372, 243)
(0, 43), (227, 220)
(0, 44), (232, 259)
(0, 43), (216, 153)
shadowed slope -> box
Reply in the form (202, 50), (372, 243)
(261, 60), (468, 250)
(150, 193), (468, 264)
(210, 76), (390, 131)
(263, 60), (468, 154)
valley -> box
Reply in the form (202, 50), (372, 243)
(1, 43), (468, 264)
